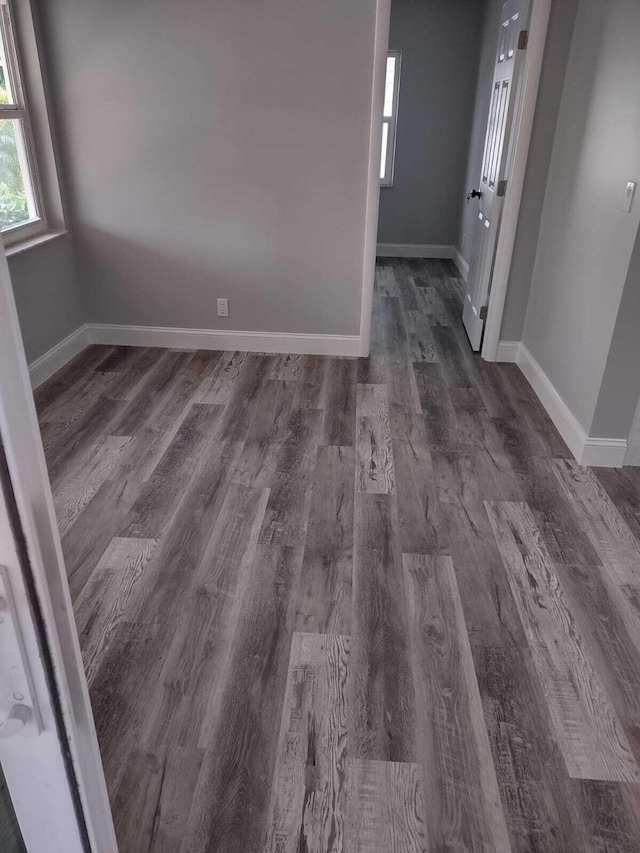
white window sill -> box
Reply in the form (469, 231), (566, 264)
(5, 228), (69, 258)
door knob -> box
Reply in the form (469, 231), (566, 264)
(0, 704), (32, 739)
(467, 189), (482, 203)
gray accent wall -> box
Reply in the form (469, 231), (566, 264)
(36, 0), (380, 338)
(9, 236), (82, 364)
(590, 227), (640, 441)
(377, 0), (484, 248)
(521, 0), (640, 434)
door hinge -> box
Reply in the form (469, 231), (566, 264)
(518, 30), (529, 50)
(497, 179), (508, 197)
(0, 567), (42, 738)
(479, 305), (488, 321)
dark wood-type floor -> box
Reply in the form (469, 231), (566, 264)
(35, 259), (640, 852)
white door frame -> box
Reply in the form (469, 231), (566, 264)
(0, 242), (118, 850)
(358, 0), (552, 360)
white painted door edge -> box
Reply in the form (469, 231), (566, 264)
(359, 0), (392, 358)
(0, 247), (118, 850)
(481, 0), (553, 362)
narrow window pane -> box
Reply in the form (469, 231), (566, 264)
(0, 119), (37, 230)
(383, 56), (396, 118)
(0, 16), (15, 104)
(380, 121), (389, 180)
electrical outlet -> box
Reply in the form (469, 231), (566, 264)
(217, 298), (229, 318)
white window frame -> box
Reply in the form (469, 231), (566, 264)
(380, 50), (401, 188)
(0, 0), (66, 252)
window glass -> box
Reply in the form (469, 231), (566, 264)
(0, 2), (42, 235)
(0, 119), (35, 229)
(383, 56), (396, 118)
(0, 25), (15, 105)
(380, 122), (389, 181)
(380, 52), (401, 187)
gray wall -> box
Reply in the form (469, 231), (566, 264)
(9, 236), (82, 364)
(521, 0), (640, 433)
(377, 0), (484, 247)
(590, 227), (640, 440)
(37, 0), (379, 338)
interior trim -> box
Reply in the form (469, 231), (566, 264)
(375, 243), (455, 259)
(495, 340), (521, 363)
(28, 325), (90, 389)
(452, 248), (469, 281)
(498, 340), (628, 468)
(87, 324), (360, 358)
(29, 323), (361, 388)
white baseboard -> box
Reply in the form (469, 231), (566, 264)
(580, 437), (629, 468)
(30, 323), (626, 467)
(453, 248), (469, 281)
(86, 324), (360, 358)
(375, 244), (470, 283)
(28, 323), (361, 389)
(28, 325), (90, 389)
(508, 341), (628, 468)
(495, 340), (521, 363)
(376, 243), (455, 259)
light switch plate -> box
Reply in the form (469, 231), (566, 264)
(623, 181), (637, 213)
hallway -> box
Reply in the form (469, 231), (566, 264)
(36, 258), (640, 852)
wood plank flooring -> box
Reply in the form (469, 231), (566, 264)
(36, 258), (640, 852)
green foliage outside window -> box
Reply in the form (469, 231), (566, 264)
(0, 74), (29, 229)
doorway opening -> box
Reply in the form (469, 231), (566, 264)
(369, 0), (552, 361)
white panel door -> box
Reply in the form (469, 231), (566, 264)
(463, 0), (530, 351)
(0, 460), (86, 853)
(0, 239), (117, 851)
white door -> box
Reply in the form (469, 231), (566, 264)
(463, 0), (530, 351)
(0, 459), (88, 853)
(0, 241), (118, 851)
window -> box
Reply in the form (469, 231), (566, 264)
(380, 51), (401, 187)
(0, 0), (61, 248)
